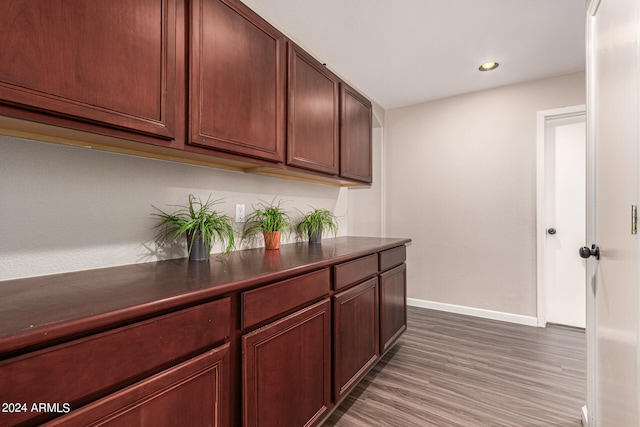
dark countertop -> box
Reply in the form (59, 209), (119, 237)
(0, 236), (410, 357)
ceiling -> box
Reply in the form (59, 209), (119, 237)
(241, 0), (586, 110)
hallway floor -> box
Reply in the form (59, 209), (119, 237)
(323, 306), (586, 427)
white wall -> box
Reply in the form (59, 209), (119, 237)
(0, 136), (354, 281)
(1, 72), (588, 325)
(384, 72), (586, 318)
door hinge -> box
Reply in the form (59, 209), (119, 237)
(632, 204), (638, 235)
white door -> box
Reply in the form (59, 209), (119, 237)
(587, 0), (640, 424)
(542, 111), (586, 328)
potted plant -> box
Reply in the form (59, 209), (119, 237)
(153, 194), (235, 261)
(296, 208), (338, 244)
(242, 198), (291, 250)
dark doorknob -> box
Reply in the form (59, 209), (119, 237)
(547, 228), (557, 235)
(579, 244), (600, 260)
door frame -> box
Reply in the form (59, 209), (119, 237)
(536, 104), (587, 327)
(584, 0), (640, 423)
(585, 4), (598, 425)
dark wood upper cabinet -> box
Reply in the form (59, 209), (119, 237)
(0, 0), (177, 141)
(340, 83), (373, 183)
(0, 1), (373, 186)
(287, 43), (340, 175)
(189, 0), (286, 163)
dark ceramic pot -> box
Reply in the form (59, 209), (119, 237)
(309, 226), (323, 244)
(186, 230), (210, 262)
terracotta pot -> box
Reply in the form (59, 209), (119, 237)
(263, 231), (281, 250)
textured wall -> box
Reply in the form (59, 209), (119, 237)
(384, 72), (586, 317)
(0, 136), (356, 281)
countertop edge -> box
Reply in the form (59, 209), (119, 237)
(0, 237), (411, 357)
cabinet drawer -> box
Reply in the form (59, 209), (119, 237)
(242, 268), (330, 329)
(379, 245), (406, 272)
(43, 343), (231, 427)
(0, 298), (230, 426)
(334, 254), (378, 291)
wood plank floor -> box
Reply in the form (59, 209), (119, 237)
(322, 306), (586, 427)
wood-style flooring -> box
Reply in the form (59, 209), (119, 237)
(322, 306), (586, 427)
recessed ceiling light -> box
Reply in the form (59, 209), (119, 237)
(479, 61), (499, 71)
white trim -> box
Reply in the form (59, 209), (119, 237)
(408, 298), (538, 327)
(536, 104), (586, 327)
(585, 2), (598, 423)
(581, 405), (589, 426)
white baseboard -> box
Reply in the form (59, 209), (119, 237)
(407, 298), (539, 327)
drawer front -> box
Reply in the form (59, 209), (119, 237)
(333, 254), (378, 291)
(379, 245), (407, 272)
(0, 297), (230, 426)
(43, 343), (231, 427)
(242, 268), (330, 329)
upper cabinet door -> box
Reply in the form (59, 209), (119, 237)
(0, 0), (177, 140)
(340, 84), (372, 183)
(190, 0), (286, 163)
(287, 43), (340, 175)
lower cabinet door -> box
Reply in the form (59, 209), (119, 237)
(242, 299), (331, 427)
(43, 343), (230, 427)
(333, 277), (379, 401)
(380, 264), (407, 354)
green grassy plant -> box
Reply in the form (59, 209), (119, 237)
(242, 198), (292, 239)
(296, 208), (338, 241)
(153, 194), (235, 256)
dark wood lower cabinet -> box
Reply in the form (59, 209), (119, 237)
(44, 343), (230, 427)
(380, 264), (407, 354)
(0, 238), (409, 427)
(242, 299), (332, 427)
(333, 277), (379, 401)
(0, 298), (231, 426)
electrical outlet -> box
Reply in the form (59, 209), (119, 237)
(235, 204), (245, 223)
